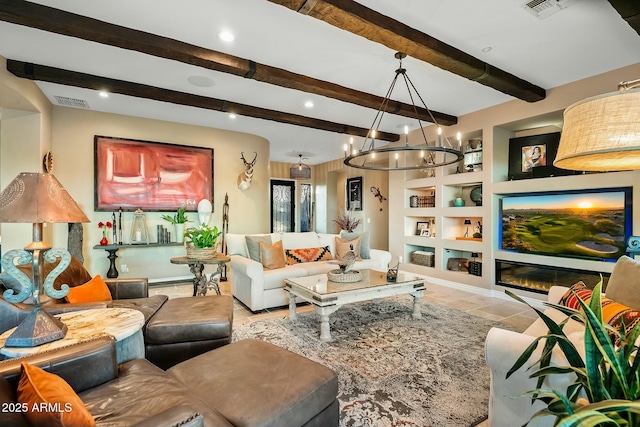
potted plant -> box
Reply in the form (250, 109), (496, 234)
(506, 281), (640, 426)
(333, 208), (362, 232)
(161, 207), (188, 242)
(183, 225), (222, 259)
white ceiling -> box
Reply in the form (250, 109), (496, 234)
(1, 0), (639, 164)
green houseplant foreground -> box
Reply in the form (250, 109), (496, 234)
(506, 281), (640, 426)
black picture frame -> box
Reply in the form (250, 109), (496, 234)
(507, 132), (575, 180)
(346, 177), (363, 211)
(416, 221), (430, 235)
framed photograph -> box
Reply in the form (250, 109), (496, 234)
(346, 177), (363, 211)
(507, 132), (575, 180)
(420, 228), (431, 237)
(94, 135), (214, 212)
(416, 221), (430, 235)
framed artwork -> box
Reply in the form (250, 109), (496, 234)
(507, 132), (575, 180)
(420, 228), (431, 237)
(94, 135), (214, 212)
(416, 221), (430, 235)
(346, 177), (363, 211)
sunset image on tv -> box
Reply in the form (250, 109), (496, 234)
(501, 190), (628, 261)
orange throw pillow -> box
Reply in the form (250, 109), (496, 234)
(64, 275), (112, 304)
(259, 240), (286, 270)
(17, 363), (96, 427)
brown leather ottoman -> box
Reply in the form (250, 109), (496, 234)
(168, 339), (339, 427)
(144, 295), (234, 369)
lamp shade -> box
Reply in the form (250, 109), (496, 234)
(0, 173), (89, 223)
(554, 88), (640, 171)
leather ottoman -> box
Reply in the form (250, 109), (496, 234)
(145, 295), (234, 369)
(169, 339), (339, 427)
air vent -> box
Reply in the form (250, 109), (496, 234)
(521, 0), (584, 19)
(53, 96), (90, 109)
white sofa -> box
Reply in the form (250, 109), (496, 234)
(485, 255), (640, 427)
(226, 232), (392, 312)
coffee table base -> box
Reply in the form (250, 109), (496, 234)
(287, 281), (425, 342)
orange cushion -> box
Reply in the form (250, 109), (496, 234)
(259, 240), (286, 270)
(17, 362), (96, 427)
(285, 246), (333, 265)
(64, 275), (112, 304)
(335, 236), (362, 259)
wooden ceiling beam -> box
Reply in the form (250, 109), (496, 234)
(0, 0), (456, 126)
(7, 60), (400, 142)
(270, 0), (546, 103)
(607, 0), (640, 35)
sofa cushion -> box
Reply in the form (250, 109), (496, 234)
(280, 232), (321, 249)
(65, 275), (113, 304)
(285, 247), (333, 265)
(246, 235), (272, 262)
(144, 296), (233, 344)
(80, 358), (232, 426)
(335, 236), (361, 259)
(605, 255), (640, 309)
(340, 231), (371, 259)
(168, 339), (338, 427)
(260, 241), (286, 270)
(226, 233), (249, 257)
(17, 362), (95, 427)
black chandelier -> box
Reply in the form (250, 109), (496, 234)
(344, 52), (463, 171)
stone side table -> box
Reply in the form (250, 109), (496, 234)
(0, 308), (145, 364)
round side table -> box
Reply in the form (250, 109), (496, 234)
(170, 254), (231, 296)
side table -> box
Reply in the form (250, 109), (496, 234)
(170, 254), (230, 296)
(0, 308), (145, 364)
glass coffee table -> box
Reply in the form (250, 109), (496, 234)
(284, 269), (426, 342)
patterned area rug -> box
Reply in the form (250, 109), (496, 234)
(233, 296), (518, 427)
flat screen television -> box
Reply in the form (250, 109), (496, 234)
(500, 187), (632, 262)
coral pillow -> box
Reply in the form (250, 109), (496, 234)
(64, 275), (112, 304)
(17, 362), (96, 427)
(335, 236), (362, 259)
(285, 247), (333, 265)
(259, 240), (286, 270)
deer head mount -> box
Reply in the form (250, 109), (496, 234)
(237, 151), (257, 191)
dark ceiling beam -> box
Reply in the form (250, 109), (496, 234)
(607, 0), (640, 35)
(0, 0), (456, 126)
(269, 0), (546, 103)
(7, 60), (400, 142)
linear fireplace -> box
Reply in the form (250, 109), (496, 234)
(495, 259), (611, 294)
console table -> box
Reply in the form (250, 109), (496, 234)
(93, 243), (183, 278)
(170, 254), (230, 296)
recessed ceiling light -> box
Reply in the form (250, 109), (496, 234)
(187, 75), (215, 88)
(482, 46), (493, 53)
(98, 91), (109, 98)
(304, 100), (314, 108)
(217, 30), (235, 42)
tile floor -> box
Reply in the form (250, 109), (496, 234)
(151, 276), (539, 331)
(151, 277), (537, 427)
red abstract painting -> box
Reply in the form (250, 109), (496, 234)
(94, 136), (213, 211)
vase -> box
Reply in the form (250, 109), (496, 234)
(100, 236), (108, 246)
(185, 243), (217, 259)
(174, 223), (185, 243)
(453, 197), (465, 207)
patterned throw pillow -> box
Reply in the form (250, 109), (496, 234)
(558, 281), (593, 309)
(559, 281), (640, 346)
(285, 247), (333, 265)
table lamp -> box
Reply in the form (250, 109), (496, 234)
(0, 172), (89, 347)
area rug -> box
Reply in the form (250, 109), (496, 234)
(233, 297), (519, 427)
